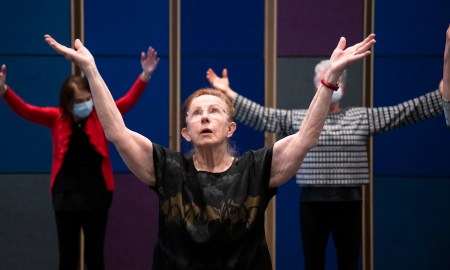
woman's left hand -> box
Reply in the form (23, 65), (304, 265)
(141, 47), (160, 81)
(327, 34), (376, 82)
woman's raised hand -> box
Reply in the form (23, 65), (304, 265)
(327, 34), (376, 82)
(44, 35), (95, 71)
(0, 64), (7, 95)
(141, 47), (160, 80)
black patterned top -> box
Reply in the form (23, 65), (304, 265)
(150, 143), (277, 270)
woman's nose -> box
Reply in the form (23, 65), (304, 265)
(201, 113), (210, 123)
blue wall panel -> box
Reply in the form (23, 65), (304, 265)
(0, 0), (71, 172)
(374, 0), (450, 269)
(0, 2), (69, 270)
(1, 0), (70, 54)
(180, 1), (265, 156)
(0, 57), (70, 172)
(374, 176), (450, 270)
(85, 0), (169, 56)
(374, 0), (450, 177)
(84, 1), (169, 269)
(181, 0), (264, 55)
(85, 0), (170, 171)
(373, 57), (449, 176)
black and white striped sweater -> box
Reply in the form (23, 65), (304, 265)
(443, 99), (450, 126)
(233, 89), (443, 187)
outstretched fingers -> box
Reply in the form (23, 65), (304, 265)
(206, 68), (218, 84)
(356, 34), (376, 53)
(335, 37), (347, 51)
(44, 34), (75, 62)
(44, 35), (94, 69)
(221, 68), (228, 79)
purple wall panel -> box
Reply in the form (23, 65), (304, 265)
(105, 174), (158, 269)
(278, 0), (364, 56)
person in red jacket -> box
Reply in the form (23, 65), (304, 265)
(0, 46), (159, 270)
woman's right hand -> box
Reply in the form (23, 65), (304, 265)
(44, 35), (96, 73)
(0, 64), (7, 96)
(206, 68), (237, 100)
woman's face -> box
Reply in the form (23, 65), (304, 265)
(73, 87), (92, 105)
(182, 94), (236, 147)
(70, 86), (92, 117)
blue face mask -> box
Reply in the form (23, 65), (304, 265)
(73, 99), (93, 118)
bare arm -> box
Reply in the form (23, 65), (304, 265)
(44, 35), (156, 186)
(269, 34), (376, 187)
(442, 25), (450, 127)
(443, 25), (450, 101)
(0, 64), (7, 96)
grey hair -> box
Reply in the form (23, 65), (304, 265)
(313, 60), (347, 87)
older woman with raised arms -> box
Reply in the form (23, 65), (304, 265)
(44, 33), (375, 269)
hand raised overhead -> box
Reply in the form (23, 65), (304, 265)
(141, 47), (160, 80)
(327, 34), (376, 82)
(44, 35), (95, 71)
(0, 64), (7, 95)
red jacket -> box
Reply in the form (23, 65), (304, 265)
(2, 76), (148, 191)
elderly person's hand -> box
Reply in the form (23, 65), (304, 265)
(140, 47), (160, 81)
(206, 68), (237, 100)
(44, 35), (95, 72)
(326, 34), (376, 84)
(0, 64), (7, 96)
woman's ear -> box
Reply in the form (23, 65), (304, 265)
(181, 127), (191, 142)
(226, 122), (237, 138)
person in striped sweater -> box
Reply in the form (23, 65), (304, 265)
(206, 59), (443, 270)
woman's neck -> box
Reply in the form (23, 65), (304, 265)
(193, 146), (233, 173)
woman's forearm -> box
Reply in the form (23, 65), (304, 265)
(83, 65), (128, 142)
(443, 37), (450, 101)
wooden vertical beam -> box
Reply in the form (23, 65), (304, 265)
(71, 1), (85, 269)
(264, 0), (277, 268)
(362, 0), (374, 269)
(169, 0), (181, 151)
(71, 0), (84, 76)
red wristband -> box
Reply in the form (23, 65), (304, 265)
(320, 79), (339, 91)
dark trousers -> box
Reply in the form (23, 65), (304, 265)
(54, 208), (109, 270)
(300, 201), (361, 270)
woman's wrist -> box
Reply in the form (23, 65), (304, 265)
(140, 71), (152, 82)
(227, 88), (238, 101)
(0, 84), (8, 96)
(325, 71), (340, 85)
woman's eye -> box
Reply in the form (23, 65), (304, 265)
(193, 110), (202, 116)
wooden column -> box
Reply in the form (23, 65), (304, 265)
(71, 1), (85, 269)
(264, 0), (277, 268)
(71, 0), (84, 76)
(169, 0), (181, 151)
(362, 0), (375, 269)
